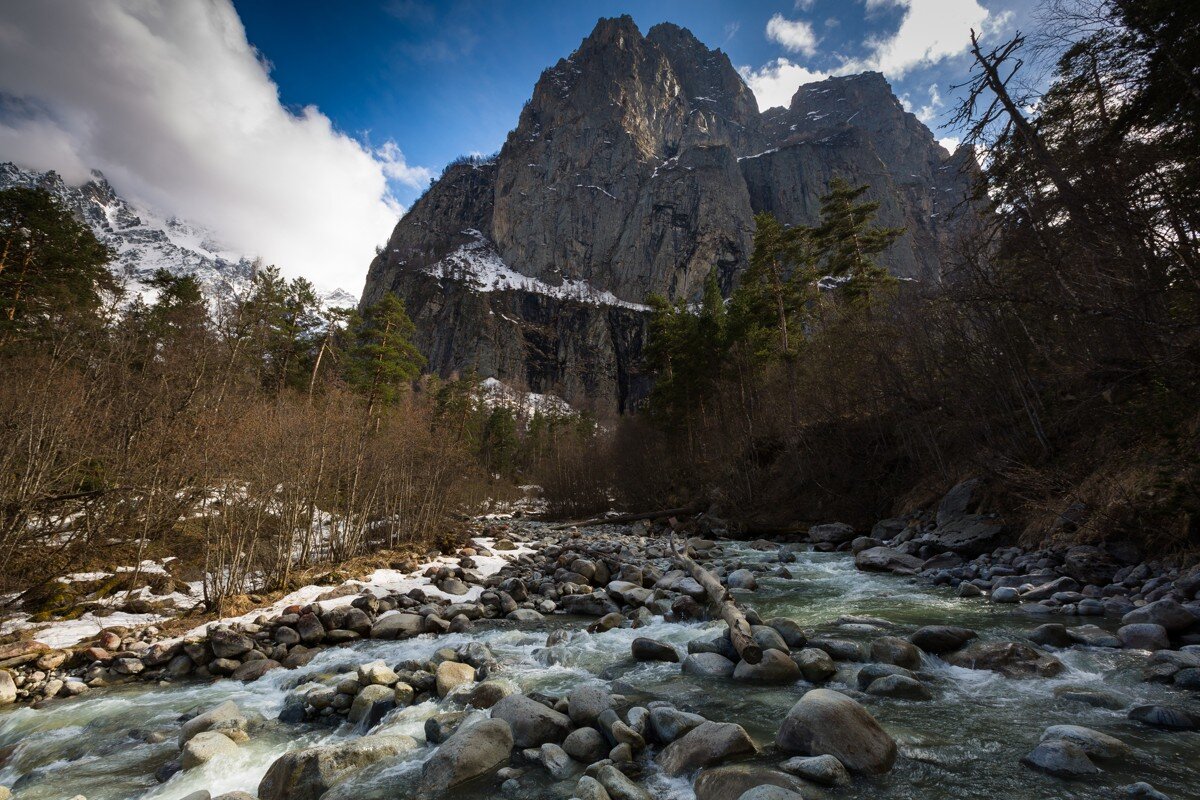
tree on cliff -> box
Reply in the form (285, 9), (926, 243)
(346, 292), (426, 423)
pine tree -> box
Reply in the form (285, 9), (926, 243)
(346, 292), (426, 420)
(812, 179), (903, 302)
(0, 187), (115, 347)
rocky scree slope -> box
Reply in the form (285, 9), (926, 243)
(363, 16), (978, 411)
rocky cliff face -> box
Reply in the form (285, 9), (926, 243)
(363, 16), (978, 412)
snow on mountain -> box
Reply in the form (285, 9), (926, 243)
(0, 162), (357, 307)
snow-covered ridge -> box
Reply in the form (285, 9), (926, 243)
(0, 162), (357, 307)
(424, 229), (651, 312)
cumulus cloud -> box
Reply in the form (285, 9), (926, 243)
(765, 14), (819, 56)
(901, 83), (944, 124)
(843, 0), (991, 78)
(738, 59), (830, 110)
(0, 0), (425, 294)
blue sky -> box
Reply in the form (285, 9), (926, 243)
(0, 0), (1036, 291)
(235, 0), (1033, 207)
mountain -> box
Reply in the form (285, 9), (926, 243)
(0, 162), (357, 307)
(363, 16), (979, 412)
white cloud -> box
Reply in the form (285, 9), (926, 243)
(738, 59), (830, 110)
(765, 14), (819, 56)
(0, 1), (424, 294)
(938, 136), (960, 152)
(901, 83), (944, 124)
(794, 0), (816, 9)
(843, 0), (991, 78)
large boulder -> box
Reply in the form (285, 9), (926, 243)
(179, 701), (247, 748)
(683, 652), (737, 678)
(775, 689), (897, 774)
(937, 478), (981, 526)
(419, 719), (513, 796)
(1117, 624), (1170, 651)
(208, 628), (253, 659)
(870, 636), (922, 669)
(563, 592), (620, 617)
(435, 661), (476, 698)
(181, 731), (238, 770)
(910, 625), (977, 655)
(793, 648), (836, 682)
(348, 685), (396, 728)
(944, 640), (1064, 678)
(808, 523), (856, 545)
(855, 547), (924, 575)
(631, 637), (680, 663)
(657, 721), (757, 776)
(647, 706), (707, 744)
(1021, 740), (1098, 778)
(930, 516), (1010, 557)
(1040, 725), (1131, 760)
(369, 612), (423, 640)
(693, 765), (806, 800)
(0, 671), (16, 705)
(732, 650), (801, 685)
(259, 735), (418, 800)
(1121, 599), (1198, 633)
(490, 693), (571, 747)
(1062, 545), (1120, 586)
(567, 685), (613, 726)
(726, 570), (758, 590)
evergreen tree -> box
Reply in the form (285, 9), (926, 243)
(727, 213), (813, 359)
(0, 187), (115, 347)
(346, 293), (426, 419)
(812, 179), (903, 302)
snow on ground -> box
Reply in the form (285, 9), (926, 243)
(478, 376), (572, 419)
(425, 229), (650, 312)
(1, 536), (535, 650)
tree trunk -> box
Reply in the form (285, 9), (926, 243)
(668, 531), (763, 664)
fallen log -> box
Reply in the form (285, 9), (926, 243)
(669, 532), (763, 665)
(551, 505), (699, 530)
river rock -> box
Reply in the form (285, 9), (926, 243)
(737, 788), (804, 800)
(1028, 623), (1073, 648)
(231, 659), (281, 682)
(540, 742), (579, 779)
(1053, 685), (1126, 709)
(259, 735), (419, 800)
(751, 626), (789, 653)
(726, 570), (758, 590)
(564, 592), (621, 617)
(575, 775), (611, 800)
(348, 684), (396, 728)
(358, 660), (399, 686)
(419, 718), (513, 795)
(733, 649), (801, 684)
(369, 612), (423, 639)
(1118, 624), (1170, 651)
(492, 693), (571, 747)
(648, 706), (707, 743)
(593, 763), (652, 800)
(209, 628), (253, 659)
(932, 516), (1010, 557)
(657, 721), (757, 776)
(1021, 739), (1098, 778)
(910, 625), (977, 655)
(1123, 782), (1172, 800)
(1129, 704), (1200, 730)
(1065, 624), (1122, 648)
(425, 712), (467, 744)
(855, 547), (925, 575)
(1040, 725), (1131, 759)
(0, 672), (15, 705)
(631, 637), (679, 662)
(808, 523), (855, 545)
(564, 726), (609, 762)
(870, 636), (922, 669)
(1122, 599), (1198, 632)
(776, 688), (897, 774)
(944, 640), (1064, 678)
(568, 685), (614, 726)
(683, 652), (737, 678)
(793, 647), (836, 682)
(866, 674), (932, 700)
(435, 660), (476, 697)
(764, 618), (807, 649)
(181, 731), (238, 770)
(693, 765), (806, 800)
(779, 753), (849, 786)
(179, 700), (247, 748)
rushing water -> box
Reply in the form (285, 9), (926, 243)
(2, 542), (1199, 800)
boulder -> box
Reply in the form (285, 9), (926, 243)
(1128, 704), (1200, 730)
(937, 478), (981, 526)
(563, 726), (609, 763)
(0, 672), (15, 705)
(369, 612), (423, 640)
(855, 547), (924, 575)
(593, 763), (653, 800)
(209, 628), (253, 659)
(1021, 740), (1098, 778)
(259, 735), (418, 800)
(179, 700), (247, 748)
(751, 626), (789, 653)
(732, 650), (801, 685)
(419, 719), (513, 796)
(693, 765), (806, 800)
(540, 742), (579, 780)
(567, 685), (613, 727)
(1062, 545), (1120, 585)
(865, 674), (932, 701)
(726, 569), (758, 590)
(491, 693), (571, 747)
(348, 684), (396, 729)
(682, 652), (737, 678)
(931, 516), (1010, 557)
(469, 681), (510, 709)
(944, 640), (1064, 678)
(910, 626), (977, 655)
(870, 636), (922, 669)
(808, 523), (855, 545)
(792, 648), (836, 682)
(631, 637), (679, 663)
(230, 659), (281, 682)
(435, 661), (476, 698)
(764, 618), (807, 649)
(563, 592), (620, 617)
(1118, 624), (1170, 651)
(1040, 725), (1131, 759)
(779, 754), (849, 786)
(1122, 599), (1198, 633)
(648, 706), (708, 744)
(657, 721), (758, 776)
(737, 788), (804, 800)
(181, 731), (238, 770)
(775, 688), (897, 774)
